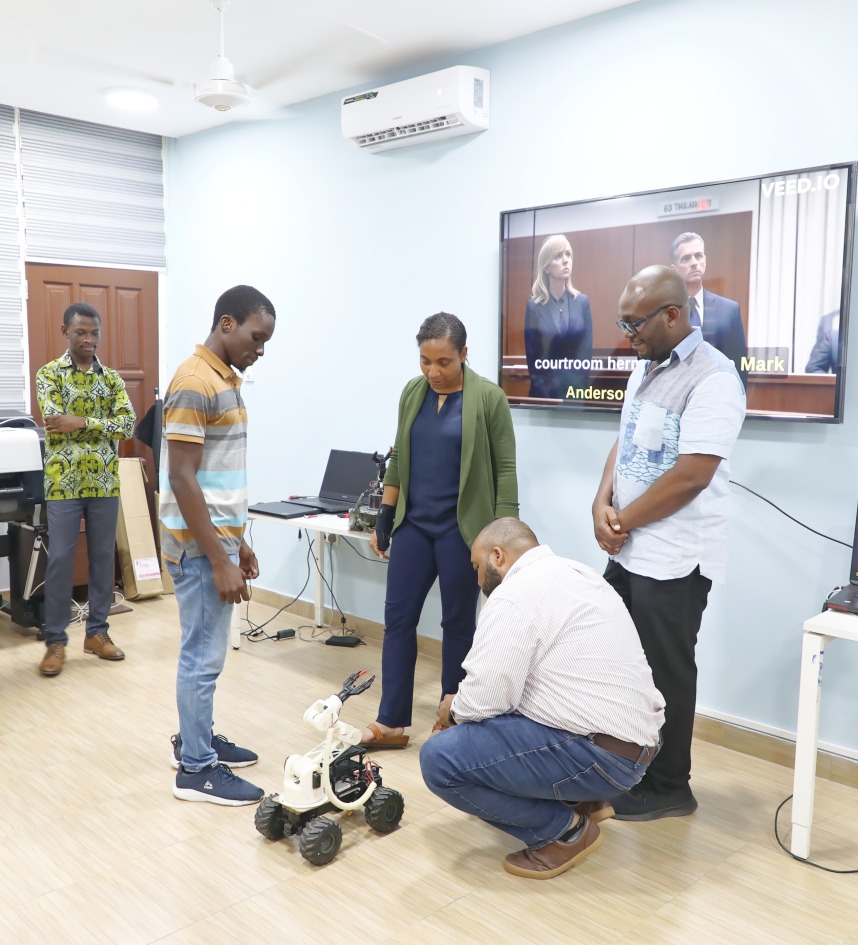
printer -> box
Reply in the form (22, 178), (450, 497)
(0, 417), (47, 630)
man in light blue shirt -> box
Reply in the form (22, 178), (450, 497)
(592, 265), (745, 821)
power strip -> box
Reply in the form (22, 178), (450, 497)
(324, 636), (361, 647)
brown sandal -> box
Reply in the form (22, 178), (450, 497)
(359, 722), (410, 750)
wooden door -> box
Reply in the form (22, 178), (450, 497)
(26, 264), (159, 461)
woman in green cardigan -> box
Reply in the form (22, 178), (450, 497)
(360, 313), (519, 748)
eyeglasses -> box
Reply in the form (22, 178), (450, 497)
(616, 304), (678, 337)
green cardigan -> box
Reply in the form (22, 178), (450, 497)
(384, 364), (519, 548)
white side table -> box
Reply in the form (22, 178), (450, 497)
(790, 608), (858, 858)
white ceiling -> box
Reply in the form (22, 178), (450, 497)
(2, 0), (640, 138)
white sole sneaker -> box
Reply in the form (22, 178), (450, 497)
(170, 751), (257, 770)
(172, 785), (263, 806)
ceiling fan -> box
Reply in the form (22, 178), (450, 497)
(194, 0), (251, 112)
(26, 1), (390, 126)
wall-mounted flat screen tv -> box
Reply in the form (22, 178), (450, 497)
(499, 162), (856, 422)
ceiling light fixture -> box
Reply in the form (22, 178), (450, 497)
(194, 1), (250, 112)
(104, 87), (159, 112)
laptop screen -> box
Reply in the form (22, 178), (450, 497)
(319, 450), (378, 501)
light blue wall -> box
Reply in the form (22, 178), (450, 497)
(165, 0), (858, 754)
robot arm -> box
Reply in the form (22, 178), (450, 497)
(337, 669), (375, 702)
(303, 671), (376, 732)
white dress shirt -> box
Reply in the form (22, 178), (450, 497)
(451, 545), (665, 747)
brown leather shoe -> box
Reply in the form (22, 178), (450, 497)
(573, 799), (615, 823)
(83, 631), (125, 661)
(40, 643), (65, 676)
(503, 815), (602, 879)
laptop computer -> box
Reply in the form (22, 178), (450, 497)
(289, 449), (378, 514)
(248, 500), (315, 520)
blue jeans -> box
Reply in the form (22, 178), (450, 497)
(420, 714), (651, 848)
(166, 551), (237, 771)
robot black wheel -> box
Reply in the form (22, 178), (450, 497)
(363, 787), (405, 833)
(299, 815), (343, 865)
(254, 794), (286, 841)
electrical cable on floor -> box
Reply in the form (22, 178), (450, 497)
(71, 599), (88, 623)
(240, 551), (311, 641)
(773, 795), (858, 873)
(296, 538), (364, 644)
(239, 519), (311, 641)
(238, 524), (363, 644)
(69, 587), (126, 624)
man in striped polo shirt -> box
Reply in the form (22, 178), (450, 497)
(420, 518), (664, 880)
(160, 285), (276, 806)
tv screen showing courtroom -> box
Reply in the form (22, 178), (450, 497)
(498, 162), (856, 422)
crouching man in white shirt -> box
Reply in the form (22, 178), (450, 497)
(420, 518), (664, 880)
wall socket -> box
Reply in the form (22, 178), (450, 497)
(326, 533), (339, 545)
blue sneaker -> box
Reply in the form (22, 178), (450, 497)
(173, 762), (264, 806)
(170, 732), (258, 769)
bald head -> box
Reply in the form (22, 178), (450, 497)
(471, 519), (539, 597)
(618, 265), (692, 363)
(475, 518), (538, 557)
(623, 265), (689, 310)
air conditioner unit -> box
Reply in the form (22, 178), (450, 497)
(342, 65), (490, 153)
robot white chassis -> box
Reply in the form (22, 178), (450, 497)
(254, 671), (404, 865)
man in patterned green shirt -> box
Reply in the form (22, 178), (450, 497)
(35, 302), (136, 676)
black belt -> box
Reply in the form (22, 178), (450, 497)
(593, 733), (657, 764)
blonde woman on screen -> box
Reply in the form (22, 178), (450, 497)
(524, 234), (593, 400)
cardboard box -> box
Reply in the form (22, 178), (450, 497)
(153, 491), (174, 594)
(116, 457), (163, 600)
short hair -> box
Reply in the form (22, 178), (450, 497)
(475, 517), (539, 555)
(670, 232), (705, 263)
(416, 312), (467, 352)
(63, 302), (101, 327)
(211, 285), (276, 331)
(531, 234), (580, 305)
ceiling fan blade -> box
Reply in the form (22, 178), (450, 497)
(29, 44), (186, 89)
(251, 17), (388, 90)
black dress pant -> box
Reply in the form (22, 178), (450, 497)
(604, 559), (712, 792)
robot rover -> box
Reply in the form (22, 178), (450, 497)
(254, 670), (405, 865)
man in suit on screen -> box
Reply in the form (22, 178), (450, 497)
(670, 232), (748, 387)
(804, 311), (840, 373)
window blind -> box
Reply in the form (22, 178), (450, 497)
(19, 110), (165, 268)
(0, 105), (23, 412)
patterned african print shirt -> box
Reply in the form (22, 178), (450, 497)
(35, 352), (136, 500)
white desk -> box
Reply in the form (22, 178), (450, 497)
(231, 512), (378, 649)
(790, 608), (858, 858)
